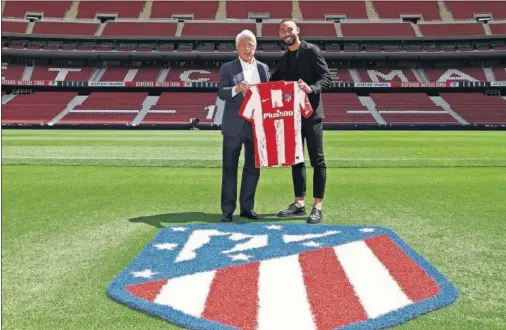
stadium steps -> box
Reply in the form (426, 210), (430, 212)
(48, 95), (87, 125)
(90, 67), (106, 82)
(131, 96), (158, 126)
(366, 0), (379, 20)
(2, 94), (16, 105)
(416, 69), (430, 83)
(1, 1), (5, 15)
(430, 96), (469, 125)
(95, 22), (106, 36)
(438, 1), (453, 21)
(292, 0), (303, 19)
(216, 0), (226, 19)
(412, 68), (427, 83)
(65, 1), (79, 19)
(483, 67), (496, 82)
(139, 0), (153, 19)
(360, 97), (387, 125)
(176, 22), (184, 37)
(349, 69), (362, 83)
(26, 21), (35, 34)
(21, 65), (34, 81)
(335, 23), (343, 37)
(411, 23), (423, 37)
(483, 23), (492, 36)
(157, 68), (170, 82)
(257, 22), (263, 37)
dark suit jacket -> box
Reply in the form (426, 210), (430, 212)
(218, 58), (270, 136)
(270, 40), (332, 120)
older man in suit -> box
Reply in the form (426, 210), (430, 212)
(218, 29), (270, 222)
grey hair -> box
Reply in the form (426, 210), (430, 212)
(235, 29), (257, 48)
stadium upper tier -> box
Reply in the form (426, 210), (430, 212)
(3, 65), (505, 84)
(2, 1), (506, 21)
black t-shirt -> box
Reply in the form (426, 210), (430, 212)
(286, 48), (299, 80)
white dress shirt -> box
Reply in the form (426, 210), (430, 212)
(231, 57), (261, 98)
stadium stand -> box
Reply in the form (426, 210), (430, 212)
(226, 1), (291, 19)
(101, 22), (178, 37)
(418, 23), (485, 37)
(58, 92), (147, 125)
(76, 1), (145, 18)
(445, 1), (506, 20)
(32, 21), (99, 36)
(322, 93), (376, 124)
(30, 65), (94, 81)
(143, 92), (216, 124)
(423, 68), (487, 82)
(370, 93), (459, 125)
(1, 92), (76, 124)
(298, 1), (368, 19)
(150, 1), (219, 20)
(358, 69), (420, 83)
(2, 1), (72, 18)
(2, 21), (28, 33)
(341, 23), (416, 37)
(373, 1), (441, 20)
(440, 93), (506, 124)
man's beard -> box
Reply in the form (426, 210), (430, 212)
(283, 35), (297, 46)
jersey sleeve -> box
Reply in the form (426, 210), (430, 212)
(295, 83), (314, 118)
(238, 87), (258, 121)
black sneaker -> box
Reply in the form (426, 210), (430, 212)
(277, 203), (306, 217)
(307, 207), (323, 224)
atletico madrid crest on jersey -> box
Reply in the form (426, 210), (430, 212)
(108, 224), (458, 330)
(239, 81), (314, 168)
(284, 92), (292, 102)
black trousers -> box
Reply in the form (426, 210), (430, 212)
(221, 125), (260, 215)
(292, 118), (326, 199)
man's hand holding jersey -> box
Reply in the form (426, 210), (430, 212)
(234, 81), (251, 94)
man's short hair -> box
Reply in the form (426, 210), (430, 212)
(235, 29), (257, 48)
(280, 18), (297, 25)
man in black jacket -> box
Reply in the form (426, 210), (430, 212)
(271, 19), (332, 224)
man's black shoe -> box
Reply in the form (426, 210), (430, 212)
(307, 207), (323, 224)
(221, 213), (233, 222)
(277, 203), (306, 217)
(240, 210), (260, 220)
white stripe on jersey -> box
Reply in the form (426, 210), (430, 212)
(274, 119), (286, 165)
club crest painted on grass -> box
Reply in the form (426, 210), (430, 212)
(107, 224), (458, 330)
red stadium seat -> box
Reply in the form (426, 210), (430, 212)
(299, 1), (368, 19)
(440, 93), (506, 124)
(1, 21), (28, 33)
(419, 23), (485, 37)
(226, 1), (291, 19)
(446, 1), (506, 19)
(2, 1), (72, 18)
(101, 22), (177, 37)
(341, 23), (416, 37)
(32, 22), (99, 36)
(76, 1), (144, 18)
(181, 22), (256, 37)
(151, 1), (219, 19)
(374, 1), (441, 20)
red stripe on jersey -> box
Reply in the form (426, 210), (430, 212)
(202, 262), (260, 329)
(299, 248), (368, 330)
(125, 279), (168, 302)
(365, 235), (440, 302)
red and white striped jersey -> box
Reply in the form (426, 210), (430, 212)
(239, 81), (313, 168)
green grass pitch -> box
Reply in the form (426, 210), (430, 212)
(2, 129), (506, 329)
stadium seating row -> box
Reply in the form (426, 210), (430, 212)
(3, 20), (506, 37)
(2, 1), (506, 20)
(2, 92), (505, 126)
(3, 65), (506, 83)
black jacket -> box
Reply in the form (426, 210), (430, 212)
(270, 40), (332, 120)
